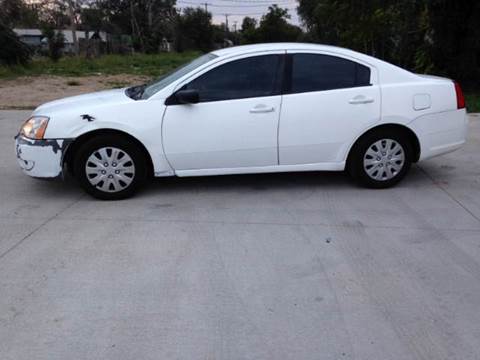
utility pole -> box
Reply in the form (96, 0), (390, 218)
(202, 2), (208, 12)
(233, 21), (238, 33)
(224, 14), (229, 33)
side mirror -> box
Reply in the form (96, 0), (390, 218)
(174, 89), (199, 104)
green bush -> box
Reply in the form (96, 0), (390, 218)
(0, 52), (199, 78)
(42, 27), (65, 62)
(465, 94), (480, 113)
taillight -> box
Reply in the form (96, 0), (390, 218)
(454, 81), (466, 109)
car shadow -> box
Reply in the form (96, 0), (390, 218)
(141, 164), (432, 197)
(146, 171), (353, 195)
(35, 164), (432, 200)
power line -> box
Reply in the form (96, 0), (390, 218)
(177, 6), (268, 13)
(213, 11), (267, 15)
(177, 0), (296, 8)
(209, 0), (295, 3)
(176, 0), (298, 19)
(176, 7), (269, 16)
(176, 8), (294, 16)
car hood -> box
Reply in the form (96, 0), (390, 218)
(33, 88), (132, 115)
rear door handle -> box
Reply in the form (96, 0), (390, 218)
(250, 104), (275, 113)
(349, 96), (374, 105)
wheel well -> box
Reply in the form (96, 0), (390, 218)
(347, 124), (421, 164)
(63, 129), (154, 177)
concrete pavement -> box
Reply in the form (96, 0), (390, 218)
(1, 110), (480, 360)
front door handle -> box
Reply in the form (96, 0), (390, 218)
(250, 104), (275, 113)
(349, 96), (374, 105)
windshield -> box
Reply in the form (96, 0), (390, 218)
(140, 53), (218, 99)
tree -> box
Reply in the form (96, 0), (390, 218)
(37, 0), (71, 28)
(0, 0), (40, 28)
(80, 7), (105, 32)
(175, 7), (214, 52)
(41, 25), (65, 61)
(128, 0), (177, 52)
(93, 0), (132, 35)
(255, 5), (302, 43)
(35, 0), (84, 55)
(296, 0), (480, 86)
(297, 0), (398, 58)
(296, 0), (429, 66)
(0, 21), (30, 65)
(65, 0), (81, 55)
(81, 0), (176, 53)
(425, 0), (480, 86)
(240, 16), (257, 44)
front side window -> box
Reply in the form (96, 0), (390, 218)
(289, 54), (371, 94)
(141, 53), (218, 99)
(184, 54), (283, 102)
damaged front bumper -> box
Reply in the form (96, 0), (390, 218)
(15, 135), (73, 179)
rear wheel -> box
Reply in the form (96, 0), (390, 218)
(347, 130), (412, 188)
(74, 135), (148, 200)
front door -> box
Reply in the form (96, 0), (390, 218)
(163, 54), (284, 171)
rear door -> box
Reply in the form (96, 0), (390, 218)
(279, 52), (381, 165)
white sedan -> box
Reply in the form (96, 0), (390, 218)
(15, 43), (468, 199)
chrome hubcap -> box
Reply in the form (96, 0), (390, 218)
(363, 139), (405, 181)
(85, 147), (135, 193)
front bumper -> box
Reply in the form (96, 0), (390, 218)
(15, 135), (73, 178)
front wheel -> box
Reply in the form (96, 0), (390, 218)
(74, 135), (148, 200)
(347, 130), (412, 188)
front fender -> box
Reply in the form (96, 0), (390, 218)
(43, 100), (173, 177)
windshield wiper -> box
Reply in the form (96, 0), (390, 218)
(126, 84), (146, 100)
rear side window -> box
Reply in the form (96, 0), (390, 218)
(289, 54), (371, 94)
(185, 55), (283, 102)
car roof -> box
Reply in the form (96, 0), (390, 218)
(211, 42), (349, 57)
(211, 42), (418, 84)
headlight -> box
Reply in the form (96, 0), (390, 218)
(20, 116), (49, 139)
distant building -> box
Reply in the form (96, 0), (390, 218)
(13, 28), (43, 47)
(13, 28), (109, 54)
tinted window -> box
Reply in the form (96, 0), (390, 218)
(184, 55), (282, 102)
(142, 53), (217, 99)
(290, 54), (371, 94)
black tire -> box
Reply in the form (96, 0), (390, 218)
(73, 135), (148, 200)
(347, 129), (413, 188)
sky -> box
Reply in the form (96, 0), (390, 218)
(175, 0), (301, 30)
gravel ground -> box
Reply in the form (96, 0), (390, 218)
(0, 75), (148, 109)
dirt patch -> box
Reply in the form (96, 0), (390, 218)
(0, 75), (151, 109)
